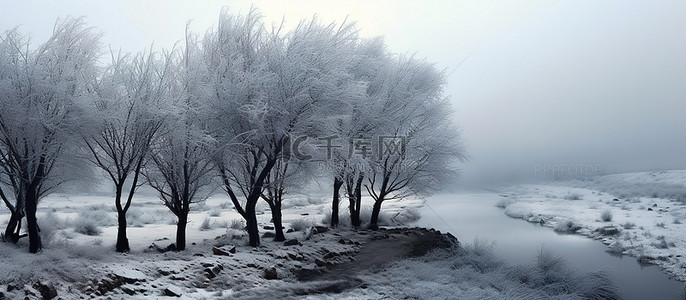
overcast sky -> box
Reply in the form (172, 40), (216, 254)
(2, 0), (685, 185)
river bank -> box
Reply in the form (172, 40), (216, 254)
(500, 174), (686, 282)
(416, 192), (685, 300)
(0, 223), (620, 299)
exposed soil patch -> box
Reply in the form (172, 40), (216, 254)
(292, 227), (459, 295)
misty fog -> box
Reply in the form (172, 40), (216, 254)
(4, 1), (684, 188)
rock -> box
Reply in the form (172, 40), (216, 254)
(263, 267), (278, 280)
(205, 264), (224, 279)
(33, 281), (57, 300)
(165, 244), (177, 252)
(653, 203), (658, 207)
(612, 198), (619, 201)
(313, 226), (329, 234)
(164, 286), (182, 297)
(648, 207), (653, 211)
(445, 233), (459, 245)
(284, 239), (301, 246)
(212, 245), (236, 256)
(121, 286), (136, 296)
(637, 255), (655, 265)
(6, 284), (18, 292)
(595, 226), (620, 236)
(148, 243), (164, 253)
(263, 226), (274, 230)
(148, 243), (176, 253)
(262, 232), (276, 238)
(338, 238), (347, 244)
(314, 258), (328, 267)
(112, 269), (147, 284)
(301, 213), (309, 216)
(286, 229), (295, 233)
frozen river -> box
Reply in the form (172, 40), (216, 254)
(415, 192), (685, 300)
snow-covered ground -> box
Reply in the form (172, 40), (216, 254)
(0, 188), (427, 299)
(499, 170), (686, 281)
(0, 187), (619, 299)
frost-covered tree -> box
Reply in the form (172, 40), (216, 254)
(0, 19), (100, 252)
(329, 37), (390, 228)
(205, 11), (364, 246)
(145, 32), (215, 251)
(202, 9), (269, 247)
(81, 49), (171, 252)
(363, 56), (467, 230)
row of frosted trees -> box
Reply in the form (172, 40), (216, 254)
(0, 10), (465, 254)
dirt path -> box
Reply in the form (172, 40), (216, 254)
(293, 227), (459, 294)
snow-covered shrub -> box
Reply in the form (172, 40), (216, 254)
(503, 203), (530, 219)
(230, 219), (245, 230)
(358, 207), (392, 228)
(213, 219), (229, 229)
(288, 219), (312, 232)
(209, 207), (222, 217)
(606, 241), (626, 254)
(73, 218), (102, 236)
(126, 207), (163, 227)
(621, 222), (636, 229)
(563, 192), (583, 200)
(394, 207), (422, 224)
(495, 198), (514, 208)
(321, 211), (352, 228)
(72, 205), (113, 236)
(656, 222), (666, 228)
(39, 211), (69, 246)
(554, 220), (582, 233)
(453, 239), (502, 272)
(673, 218), (682, 224)
(652, 236), (675, 249)
(224, 228), (246, 240)
(199, 217), (212, 231)
(600, 210), (613, 222)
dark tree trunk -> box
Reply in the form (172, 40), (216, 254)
(246, 200), (260, 247)
(331, 177), (343, 227)
(3, 210), (22, 243)
(116, 209), (130, 252)
(25, 189), (41, 253)
(266, 200), (286, 242)
(351, 174), (363, 228)
(369, 197), (384, 231)
(114, 184), (130, 252)
(347, 178), (355, 226)
(176, 211), (188, 251)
